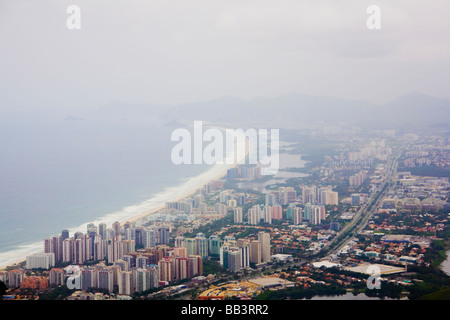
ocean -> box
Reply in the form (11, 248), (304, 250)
(0, 114), (227, 268)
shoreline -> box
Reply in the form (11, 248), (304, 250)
(125, 166), (230, 224)
(0, 128), (250, 271)
(0, 166), (232, 271)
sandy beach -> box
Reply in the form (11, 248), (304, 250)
(125, 167), (230, 224)
(0, 128), (250, 271)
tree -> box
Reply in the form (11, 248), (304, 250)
(0, 280), (7, 298)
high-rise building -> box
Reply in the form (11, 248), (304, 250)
(118, 270), (132, 295)
(215, 203), (227, 215)
(158, 257), (174, 283)
(174, 247), (187, 258)
(303, 203), (312, 220)
(124, 227), (135, 241)
(122, 255), (136, 269)
(61, 229), (70, 241)
(26, 253), (55, 270)
(265, 193), (277, 206)
(283, 188), (297, 204)
(227, 249), (241, 272)
(157, 227), (170, 245)
(107, 237), (120, 264)
(208, 235), (222, 258)
(302, 186), (316, 204)
(272, 205), (282, 220)
(134, 268), (154, 293)
(49, 268), (65, 286)
(44, 238), (53, 256)
(74, 238), (85, 264)
(98, 223), (107, 239)
(105, 228), (115, 240)
(237, 194), (246, 206)
(184, 238), (197, 256)
(143, 228), (157, 248)
(97, 269), (114, 292)
(53, 235), (63, 262)
(136, 255), (150, 269)
(93, 235), (104, 261)
(44, 235), (63, 262)
(293, 207), (303, 225)
(188, 255), (202, 278)
(81, 267), (97, 291)
(134, 227), (144, 247)
(309, 205), (322, 225)
(7, 269), (25, 288)
(286, 204), (294, 220)
(174, 257), (189, 281)
(249, 241), (262, 265)
(83, 234), (92, 261)
(147, 265), (159, 289)
(114, 259), (129, 272)
(63, 237), (75, 263)
(258, 232), (271, 263)
(74, 231), (83, 240)
(195, 233), (208, 258)
(263, 206), (272, 224)
(329, 191), (339, 206)
(130, 268), (141, 293)
(112, 222), (121, 239)
(175, 236), (186, 248)
(238, 244), (250, 269)
(247, 206), (259, 225)
(352, 194), (361, 206)
(121, 240), (135, 257)
(234, 207), (243, 224)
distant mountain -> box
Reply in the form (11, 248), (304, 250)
(160, 93), (376, 124)
(380, 92), (450, 125)
(96, 93), (450, 127)
(160, 92), (450, 126)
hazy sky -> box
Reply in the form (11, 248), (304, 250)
(1, 0), (449, 113)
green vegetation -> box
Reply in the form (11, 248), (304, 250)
(203, 259), (225, 275)
(255, 284), (346, 300)
(184, 213), (234, 238)
(401, 165), (450, 178)
(0, 280), (7, 298)
(364, 282), (403, 299)
(38, 285), (75, 300)
(419, 287), (450, 300)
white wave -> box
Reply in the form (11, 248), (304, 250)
(0, 127), (247, 269)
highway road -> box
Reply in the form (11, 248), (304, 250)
(320, 146), (403, 260)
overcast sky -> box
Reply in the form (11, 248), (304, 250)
(1, 0), (449, 114)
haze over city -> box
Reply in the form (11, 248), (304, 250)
(1, 0), (450, 308)
(1, 0), (450, 116)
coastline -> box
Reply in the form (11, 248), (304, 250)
(0, 127), (249, 271)
(0, 165), (233, 271)
(125, 166), (230, 224)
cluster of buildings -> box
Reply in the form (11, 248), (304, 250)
(34, 223), (173, 268)
(300, 186), (338, 206)
(265, 187), (298, 206)
(7, 221), (206, 295)
(402, 141), (450, 168)
(227, 166), (262, 181)
(349, 170), (368, 187)
(385, 173), (450, 211)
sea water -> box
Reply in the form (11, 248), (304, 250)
(0, 115), (221, 268)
